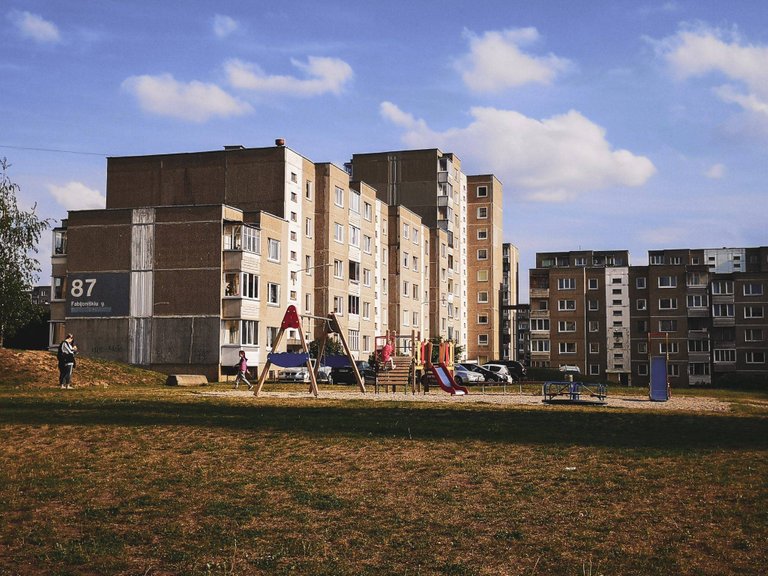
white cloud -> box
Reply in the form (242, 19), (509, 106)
(381, 102), (656, 202)
(122, 73), (252, 122)
(658, 25), (768, 117)
(455, 28), (571, 93)
(225, 56), (353, 96)
(7, 10), (61, 44)
(213, 14), (239, 38)
(48, 182), (105, 210)
(705, 163), (726, 179)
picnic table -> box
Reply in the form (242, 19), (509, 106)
(542, 380), (607, 404)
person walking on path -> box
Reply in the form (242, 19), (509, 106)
(57, 333), (77, 388)
(233, 350), (252, 390)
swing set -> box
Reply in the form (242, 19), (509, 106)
(253, 305), (365, 397)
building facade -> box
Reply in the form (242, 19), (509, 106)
(50, 143), (513, 379)
(531, 247), (768, 386)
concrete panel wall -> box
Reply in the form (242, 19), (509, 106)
(65, 318), (130, 362)
(151, 317), (220, 366)
(154, 269), (221, 316)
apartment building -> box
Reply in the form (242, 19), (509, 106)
(50, 142), (515, 379)
(465, 175), (505, 363)
(50, 144), (393, 380)
(500, 243), (521, 361)
(349, 149), (512, 358)
(529, 250), (632, 384)
(532, 246), (768, 386)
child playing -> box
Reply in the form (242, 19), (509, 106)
(233, 350), (252, 390)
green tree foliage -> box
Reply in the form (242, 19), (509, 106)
(0, 158), (51, 347)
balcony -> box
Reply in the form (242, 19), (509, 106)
(530, 288), (550, 299)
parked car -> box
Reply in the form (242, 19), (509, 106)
(459, 363), (504, 382)
(278, 359), (333, 384)
(559, 365), (581, 377)
(481, 363), (513, 382)
(487, 359), (527, 381)
(453, 364), (485, 385)
(332, 360), (376, 385)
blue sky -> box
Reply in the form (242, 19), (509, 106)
(3, 0), (768, 299)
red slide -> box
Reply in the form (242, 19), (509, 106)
(430, 363), (468, 396)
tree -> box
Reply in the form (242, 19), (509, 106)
(0, 158), (51, 347)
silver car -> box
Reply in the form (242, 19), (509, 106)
(453, 364), (484, 385)
(278, 361), (333, 384)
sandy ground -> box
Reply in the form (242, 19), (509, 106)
(199, 388), (732, 412)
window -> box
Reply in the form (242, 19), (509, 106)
(477, 249), (488, 260)
(531, 340), (550, 352)
(667, 363), (680, 377)
(636, 277), (647, 289)
(412, 256), (418, 271)
(290, 250), (297, 262)
(557, 320), (576, 332)
(477, 270), (488, 282)
(348, 295), (360, 315)
(477, 207), (488, 219)
(687, 272), (704, 286)
(588, 321), (599, 332)
(588, 278), (598, 290)
(266, 326), (280, 349)
(349, 261), (360, 283)
(334, 259), (343, 279)
(334, 223), (344, 243)
(305, 217), (313, 238)
(477, 185), (488, 197)
(712, 303), (734, 317)
(364, 202), (372, 221)
(290, 172), (298, 183)
(659, 298), (677, 310)
(746, 352), (766, 364)
(53, 276), (66, 300)
(240, 320), (259, 346)
(530, 319), (550, 331)
(305, 180), (313, 200)
(658, 319), (678, 332)
(363, 235), (372, 254)
(712, 280), (733, 295)
(402, 252), (409, 268)
(334, 186), (344, 207)
(637, 299), (647, 310)
(745, 328), (763, 342)
(638, 342), (648, 354)
(559, 342), (577, 354)
(744, 306), (764, 319)
(363, 268), (372, 287)
(402, 223), (409, 239)
(744, 282), (763, 296)
(688, 340), (709, 352)
(687, 294), (707, 308)
(290, 211), (297, 223)
(333, 296), (344, 315)
(638, 364), (649, 376)
(305, 255), (312, 275)
(478, 314), (489, 324)
(670, 256), (681, 265)
(241, 273), (259, 299)
(53, 230), (67, 255)
(658, 276), (677, 288)
(689, 363), (710, 376)
(558, 278), (576, 290)
(477, 229), (488, 240)
(558, 300), (576, 311)
(650, 255), (664, 265)
(350, 190), (361, 213)
(267, 238), (280, 262)
(660, 342), (679, 354)
(363, 301), (371, 319)
(349, 225), (360, 247)
(478, 291), (489, 303)
(305, 293), (311, 313)
(267, 282), (280, 305)
(714, 349), (736, 363)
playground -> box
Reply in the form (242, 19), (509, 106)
(1, 347), (767, 575)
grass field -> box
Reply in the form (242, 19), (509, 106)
(1, 357), (767, 575)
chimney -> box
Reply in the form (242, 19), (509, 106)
(275, 138), (285, 146)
